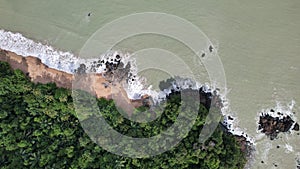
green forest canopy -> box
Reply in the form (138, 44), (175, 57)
(0, 61), (246, 168)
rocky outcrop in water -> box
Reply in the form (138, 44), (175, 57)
(258, 113), (298, 140)
(293, 123), (299, 131)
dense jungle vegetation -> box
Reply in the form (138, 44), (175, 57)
(0, 61), (246, 168)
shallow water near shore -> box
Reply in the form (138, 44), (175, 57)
(1, 0), (300, 168)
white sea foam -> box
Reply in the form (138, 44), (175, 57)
(222, 114), (255, 143)
(0, 29), (83, 73)
(0, 29), (254, 144)
(285, 143), (294, 153)
(220, 90), (255, 143)
(259, 100), (296, 119)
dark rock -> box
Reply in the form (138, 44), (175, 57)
(293, 123), (299, 131)
(258, 114), (295, 140)
(201, 53), (205, 57)
(75, 64), (87, 74)
(102, 82), (109, 88)
(228, 116), (234, 120)
(199, 87), (212, 110)
(209, 45), (213, 52)
(270, 109), (275, 112)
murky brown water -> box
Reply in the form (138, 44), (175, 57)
(1, 0), (299, 168)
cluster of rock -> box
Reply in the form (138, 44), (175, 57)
(75, 52), (135, 85)
(165, 83), (253, 157)
(74, 52), (148, 101)
(75, 53), (123, 75)
(163, 85), (220, 110)
(258, 110), (299, 140)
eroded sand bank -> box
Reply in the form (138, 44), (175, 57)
(0, 49), (142, 114)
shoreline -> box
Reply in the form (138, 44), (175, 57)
(0, 49), (144, 116)
(0, 48), (254, 160)
(0, 29), (255, 165)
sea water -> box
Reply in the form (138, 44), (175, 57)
(0, 0), (300, 168)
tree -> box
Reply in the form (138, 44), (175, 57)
(0, 61), (247, 168)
